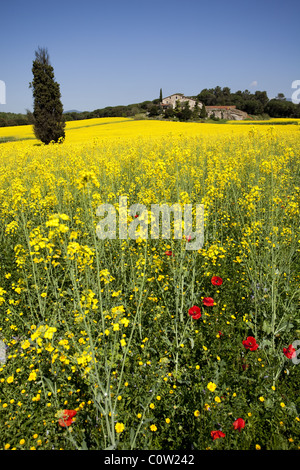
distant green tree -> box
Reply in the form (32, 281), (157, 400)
(197, 89), (216, 106)
(222, 86), (231, 104)
(159, 88), (163, 102)
(254, 90), (269, 108)
(265, 99), (295, 117)
(164, 107), (175, 119)
(26, 109), (35, 124)
(176, 101), (192, 121)
(243, 99), (264, 115)
(276, 93), (286, 101)
(174, 99), (181, 113)
(148, 104), (160, 117)
(30, 47), (65, 144)
(191, 99), (201, 120)
(200, 102), (207, 119)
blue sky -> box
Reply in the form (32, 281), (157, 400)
(1, 0), (299, 113)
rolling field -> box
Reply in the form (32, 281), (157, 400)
(0, 117), (299, 450)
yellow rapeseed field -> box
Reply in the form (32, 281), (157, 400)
(0, 117), (299, 450)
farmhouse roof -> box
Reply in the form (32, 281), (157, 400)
(163, 93), (184, 98)
(205, 105), (237, 109)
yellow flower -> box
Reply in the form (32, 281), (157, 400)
(150, 424), (157, 432)
(259, 396), (264, 402)
(44, 327), (57, 340)
(28, 371), (37, 381)
(115, 422), (124, 433)
(280, 402), (285, 408)
(4, 444), (10, 450)
(19, 439), (25, 445)
(207, 382), (217, 392)
(59, 213), (70, 221)
(137, 413), (142, 419)
(21, 339), (30, 349)
(215, 396), (221, 403)
(150, 403), (155, 409)
(194, 410), (200, 417)
(45, 343), (54, 352)
(255, 444), (261, 450)
(165, 418), (170, 423)
(120, 317), (130, 327)
(6, 376), (14, 384)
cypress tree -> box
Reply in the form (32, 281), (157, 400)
(30, 47), (65, 144)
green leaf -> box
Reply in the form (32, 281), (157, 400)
(274, 323), (294, 335)
(262, 320), (272, 334)
(80, 439), (88, 450)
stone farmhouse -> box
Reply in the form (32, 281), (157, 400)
(161, 93), (248, 120)
(162, 93), (202, 110)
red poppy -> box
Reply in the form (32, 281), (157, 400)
(242, 336), (259, 351)
(58, 409), (77, 427)
(211, 430), (226, 440)
(233, 418), (245, 432)
(211, 276), (223, 286)
(283, 344), (296, 359)
(165, 250), (173, 256)
(188, 305), (202, 320)
(203, 297), (214, 307)
(134, 214), (139, 218)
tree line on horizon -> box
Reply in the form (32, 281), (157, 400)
(1, 85), (300, 128)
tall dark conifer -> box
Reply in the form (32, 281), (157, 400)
(30, 47), (65, 144)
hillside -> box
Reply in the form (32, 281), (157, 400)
(1, 86), (300, 127)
